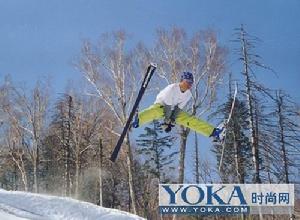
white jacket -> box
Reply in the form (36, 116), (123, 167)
(154, 83), (192, 109)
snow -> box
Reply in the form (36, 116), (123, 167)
(0, 189), (145, 220)
(0, 211), (28, 220)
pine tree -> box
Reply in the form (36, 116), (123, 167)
(268, 90), (300, 183)
(136, 120), (177, 182)
(212, 96), (252, 183)
(50, 94), (75, 196)
(135, 120), (177, 219)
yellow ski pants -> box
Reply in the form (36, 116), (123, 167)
(138, 104), (214, 137)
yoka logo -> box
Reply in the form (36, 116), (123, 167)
(162, 185), (247, 205)
(161, 185), (246, 205)
(159, 184), (294, 215)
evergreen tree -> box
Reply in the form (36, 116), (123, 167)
(49, 94), (76, 196)
(212, 96), (252, 183)
(265, 90), (300, 183)
(136, 120), (177, 182)
(135, 120), (177, 219)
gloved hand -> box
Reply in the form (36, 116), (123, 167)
(161, 121), (175, 133)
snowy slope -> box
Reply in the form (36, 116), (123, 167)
(0, 210), (28, 220)
(0, 189), (145, 220)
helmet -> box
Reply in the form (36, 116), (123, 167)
(180, 72), (194, 84)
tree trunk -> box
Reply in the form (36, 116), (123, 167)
(11, 154), (28, 191)
(74, 155), (80, 199)
(33, 144), (39, 193)
(125, 133), (137, 214)
(155, 145), (161, 181)
(233, 133), (240, 183)
(64, 96), (73, 196)
(20, 160), (28, 192)
(194, 132), (200, 184)
(179, 128), (189, 183)
(33, 154), (38, 193)
(265, 149), (272, 184)
(14, 164), (18, 190)
(98, 138), (103, 206)
(241, 27), (261, 183)
(277, 93), (289, 183)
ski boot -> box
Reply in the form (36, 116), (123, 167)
(210, 122), (226, 142)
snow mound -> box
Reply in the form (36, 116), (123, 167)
(0, 189), (145, 220)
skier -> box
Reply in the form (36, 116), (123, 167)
(132, 71), (225, 141)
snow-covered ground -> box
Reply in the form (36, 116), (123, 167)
(0, 189), (145, 220)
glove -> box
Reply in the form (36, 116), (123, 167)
(161, 122), (175, 133)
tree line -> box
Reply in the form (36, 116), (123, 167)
(0, 26), (299, 220)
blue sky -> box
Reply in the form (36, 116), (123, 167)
(1, 0), (299, 181)
(0, 0), (299, 98)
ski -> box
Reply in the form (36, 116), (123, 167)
(110, 63), (157, 162)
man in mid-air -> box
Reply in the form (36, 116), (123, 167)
(132, 72), (224, 141)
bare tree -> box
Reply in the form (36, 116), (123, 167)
(276, 91), (289, 183)
(194, 132), (200, 184)
(5, 122), (29, 191)
(71, 95), (103, 199)
(98, 138), (103, 206)
(76, 31), (145, 214)
(153, 27), (227, 183)
(1, 84), (28, 191)
(0, 80), (49, 192)
(234, 25), (275, 183)
(198, 157), (216, 184)
(273, 90), (300, 183)
(239, 25), (261, 183)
